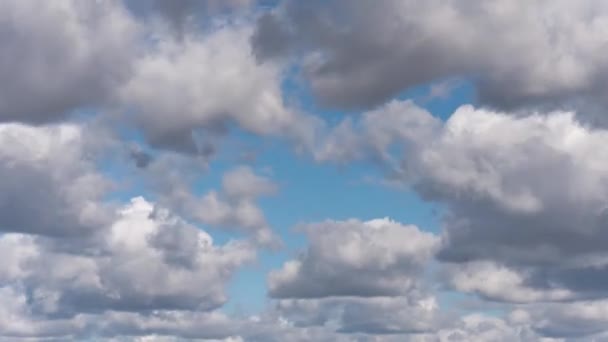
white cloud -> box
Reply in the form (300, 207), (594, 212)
(0, 197), (254, 340)
(151, 165), (280, 246)
(444, 261), (576, 303)
(317, 100), (608, 302)
(269, 217), (439, 298)
(0, 122), (112, 236)
(253, 0), (608, 116)
(121, 23), (318, 154)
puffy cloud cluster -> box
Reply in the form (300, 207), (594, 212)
(0, 0), (137, 123)
(121, 24), (318, 154)
(5, 0), (608, 340)
(269, 218), (438, 298)
(0, 0), (317, 155)
(312, 99), (608, 339)
(0, 122), (254, 340)
(253, 0), (608, 117)
(0, 123), (111, 237)
(142, 163), (280, 246)
(264, 218), (444, 337)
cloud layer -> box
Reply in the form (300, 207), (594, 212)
(2, 0), (608, 341)
(253, 0), (608, 117)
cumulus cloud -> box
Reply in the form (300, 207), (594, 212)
(0, 0), (319, 158)
(151, 0), (255, 34)
(253, 0), (608, 115)
(147, 164), (280, 246)
(269, 217), (438, 298)
(121, 22), (319, 154)
(275, 296), (442, 335)
(261, 217), (446, 338)
(0, 123), (112, 237)
(523, 300), (608, 339)
(0, 0), (137, 123)
(0, 197), (254, 340)
(316, 100), (608, 305)
(443, 261), (576, 303)
(6, 0), (608, 340)
(0, 118), (254, 340)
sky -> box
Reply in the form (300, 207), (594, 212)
(3, 0), (608, 341)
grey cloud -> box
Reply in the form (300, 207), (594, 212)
(274, 296), (442, 336)
(316, 100), (608, 302)
(0, 0), (320, 159)
(222, 166), (277, 200)
(125, 0), (256, 38)
(261, 216), (446, 339)
(186, 167), (280, 246)
(0, 123), (113, 237)
(0, 124), (254, 338)
(430, 314), (541, 342)
(129, 147), (154, 168)
(120, 23), (320, 155)
(503, 301), (608, 339)
(89, 311), (242, 340)
(268, 217), (438, 299)
(253, 0), (608, 114)
(443, 261), (577, 303)
(0, 197), (255, 340)
(0, 0), (137, 123)
(152, 0), (254, 34)
(138, 158), (280, 246)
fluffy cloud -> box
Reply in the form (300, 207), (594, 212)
(253, 0), (608, 114)
(121, 22), (318, 154)
(188, 173), (279, 246)
(6, 0), (608, 340)
(0, 0), (319, 158)
(317, 100), (608, 305)
(263, 217), (443, 338)
(0, 0), (136, 123)
(0, 123), (112, 236)
(0, 119), (254, 340)
(415, 107), (608, 301)
(443, 262), (577, 303)
(275, 296), (441, 335)
(428, 314), (544, 342)
(523, 300), (608, 339)
(150, 0), (255, 34)
(144, 163), (279, 246)
(269, 217), (438, 298)
(0, 197), (254, 340)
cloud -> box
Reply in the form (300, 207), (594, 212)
(147, 164), (280, 246)
(523, 300), (608, 338)
(0, 0), (320, 158)
(120, 22), (319, 154)
(269, 217), (438, 299)
(222, 166), (278, 200)
(316, 100), (608, 304)
(443, 261), (576, 303)
(5, 1), (608, 340)
(0, 123), (112, 237)
(0, 120), (255, 340)
(0, 0), (137, 123)
(276, 296), (442, 335)
(252, 0), (608, 114)
(150, 0), (255, 35)
(261, 217), (446, 338)
(0, 197), (254, 340)
(430, 314), (542, 342)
